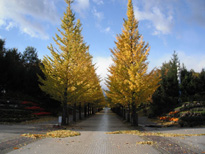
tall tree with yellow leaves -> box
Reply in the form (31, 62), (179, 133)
(106, 0), (161, 126)
(38, 0), (99, 125)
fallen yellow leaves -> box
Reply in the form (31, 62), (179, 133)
(21, 134), (45, 139)
(106, 130), (205, 137)
(21, 130), (80, 139)
(136, 141), (156, 145)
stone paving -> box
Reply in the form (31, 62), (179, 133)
(0, 117), (58, 154)
(6, 109), (160, 154)
(144, 126), (205, 153)
(1, 108), (205, 154)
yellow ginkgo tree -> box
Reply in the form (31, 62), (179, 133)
(106, 0), (161, 126)
(38, 0), (104, 125)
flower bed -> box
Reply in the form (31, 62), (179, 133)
(21, 101), (38, 106)
(158, 101), (205, 127)
(159, 110), (179, 123)
(23, 101), (51, 116)
(25, 106), (44, 110)
(32, 112), (51, 116)
(159, 116), (179, 122)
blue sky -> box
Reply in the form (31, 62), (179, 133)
(0, 0), (205, 89)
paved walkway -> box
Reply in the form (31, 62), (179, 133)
(0, 117), (58, 154)
(2, 108), (205, 154)
(6, 108), (159, 154)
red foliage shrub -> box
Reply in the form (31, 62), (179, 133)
(32, 112), (51, 116)
(21, 101), (38, 106)
(25, 106), (44, 110)
(168, 111), (179, 115)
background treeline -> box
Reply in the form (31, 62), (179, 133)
(0, 39), (60, 112)
(150, 52), (205, 117)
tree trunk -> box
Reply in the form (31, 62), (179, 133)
(73, 103), (76, 122)
(127, 104), (130, 122)
(92, 106), (95, 115)
(84, 104), (87, 117)
(67, 106), (69, 125)
(132, 102), (138, 126)
(62, 89), (68, 125)
(88, 103), (90, 116)
(79, 102), (82, 120)
(123, 106), (126, 120)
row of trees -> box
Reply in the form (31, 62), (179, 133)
(0, 0), (105, 125)
(38, 0), (105, 125)
(151, 52), (205, 116)
(105, 0), (161, 126)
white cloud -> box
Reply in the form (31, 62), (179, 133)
(92, 8), (104, 21)
(94, 54), (204, 90)
(148, 51), (205, 73)
(96, 24), (114, 37)
(104, 27), (111, 33)
(148, 53), (172, 72)
(0, 0), (59, 39)
(92, 7), (113, 36)
(73, 0), (90, 17)
(134, 0), (174, 35)
(133, 0), (205, 35)
(92, 0), (104, 5)
(178, 51), (205, 72)
(5, 22), (16, 31)
(0, 19), (5, 26)
(93, 56), (113, 89)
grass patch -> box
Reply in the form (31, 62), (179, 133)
(22, 130), (80, 139)
(106, 130), (205, 137)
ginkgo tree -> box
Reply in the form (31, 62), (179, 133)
(106, 0), (161, 126)
(38, 0), (104, 125)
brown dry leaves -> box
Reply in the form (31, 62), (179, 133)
(106, 130), (205, 137)
(21, 130), (80, 139)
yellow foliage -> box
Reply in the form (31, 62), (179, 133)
(38, 0), (105, 111)
(106, 0), (161, 107)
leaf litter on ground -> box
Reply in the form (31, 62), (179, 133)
(21, 130), (80, 139)
(106, 130), (205, 137)
(136, 141), (157, 145)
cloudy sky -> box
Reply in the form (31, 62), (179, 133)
(0, 0), (205, 89)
